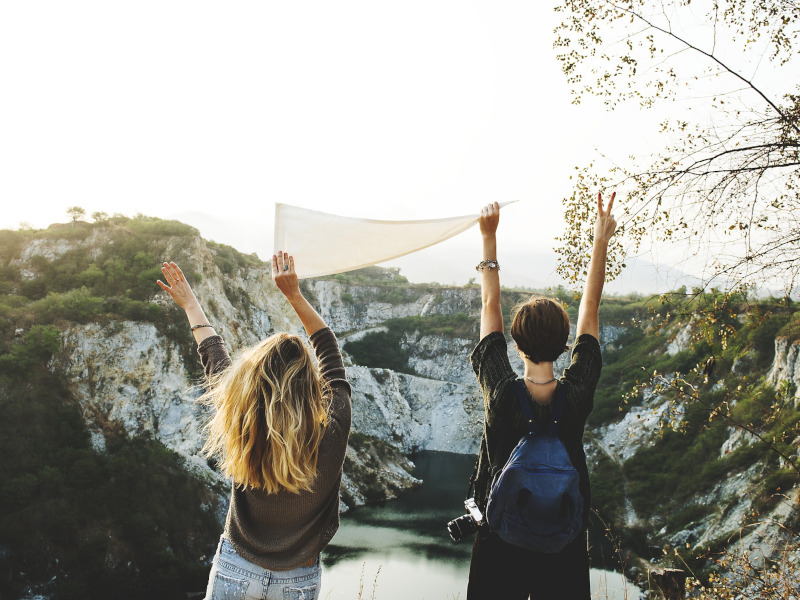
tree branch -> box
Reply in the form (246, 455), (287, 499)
(606, 1), (797, 133)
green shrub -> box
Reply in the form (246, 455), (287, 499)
(345, 313), (478, 372)
(0, 371), (220, 600)
(346, 329), (411, 373)
(623, 424), (730, 516)
(207, 240), (263, 274)
(77, 263), (105, 288)
(762, 468), (799, 499)
(748, 313), (791, 366)
(777, 312), (800, 342)
(323, 266), (408, 285)
(731, 384), (776, 427)
(30, 288), (104, 323)
(391, 313), (476, 339)
(665, 503), (714, 531)
(0, 229), (28, 262)
(0, 325), (61, 375)
(126, 215), (198, 237)
(589, 451), (626, 520)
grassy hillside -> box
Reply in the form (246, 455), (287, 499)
(0, 218), (244, 599)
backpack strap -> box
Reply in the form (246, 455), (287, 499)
(514, 380), (566, 436)
(549, 383), (567, 435)
(514, 380), (539, 435)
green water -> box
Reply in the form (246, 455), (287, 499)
(320, 451), (642, 600)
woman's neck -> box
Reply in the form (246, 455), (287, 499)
(522, 359), (557, 403)
(522, 359), (555, 382)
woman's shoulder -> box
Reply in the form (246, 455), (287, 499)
(558, 373), (592, 395)
(470, 331), (513, 370)
(472, 330), (507, 353)
(572, 333), (602, 352)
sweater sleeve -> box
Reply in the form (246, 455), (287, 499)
(470, 331), (518, 428)
(197, 335), (232, 377)
(309, 327), (352, 434)
(561, 333), (602, 419)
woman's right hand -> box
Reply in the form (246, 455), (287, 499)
(272, 252), (328, 335)
(157, 262), (200, 311)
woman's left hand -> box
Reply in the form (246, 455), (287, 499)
(272, 251), (300, 300)
(479, 202), (500, 237)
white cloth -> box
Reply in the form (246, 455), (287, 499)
(273, 202), (516, 279)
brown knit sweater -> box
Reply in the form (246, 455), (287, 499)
(198, 327), (352, 570)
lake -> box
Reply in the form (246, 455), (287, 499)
(320, 451), (642, 600)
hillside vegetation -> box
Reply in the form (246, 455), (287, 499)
(0, 218), (254, 599)
(1, 216), (799, 597)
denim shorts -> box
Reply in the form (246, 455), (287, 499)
(203, 537), (321, 600)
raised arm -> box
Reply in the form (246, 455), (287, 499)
(478, 202), (503, 340)
(157, 262), (218, 345)
(576, 192), (618, 340)
(272, 251), (327, 336)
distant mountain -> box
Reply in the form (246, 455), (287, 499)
(170, 210), (701, 294)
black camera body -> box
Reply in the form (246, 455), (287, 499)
(447, 498), (484, 542)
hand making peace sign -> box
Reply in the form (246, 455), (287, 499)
(594, 192), (617, 245)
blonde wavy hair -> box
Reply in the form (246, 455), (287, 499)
(200, 332), (328, 494)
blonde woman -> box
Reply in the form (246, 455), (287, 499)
(157, 252), (351, 600)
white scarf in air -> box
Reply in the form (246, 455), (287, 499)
(273, 202), (516, 279)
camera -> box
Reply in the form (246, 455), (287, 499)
(447, 498), (484, 542)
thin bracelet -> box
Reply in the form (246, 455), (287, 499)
(191, 323), (213, 331)
(476, 259), (500, 272)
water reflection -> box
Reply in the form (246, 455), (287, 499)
(321, 451), (641, 600)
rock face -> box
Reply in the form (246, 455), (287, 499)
(57, 321), (216, 477)
(305, 280), (481, 333)
(39, 237), (488, 511)
(597, 394), (684, 463)
(767, 336), (800, 405)
(588, 322), (800, 577)
(12, 226), (799, 584)
(43, 231), (632, 514)
(347, 365), (483, 455)
(340, 444), (421, 511)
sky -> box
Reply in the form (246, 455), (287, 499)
(0, 1), (747, 292)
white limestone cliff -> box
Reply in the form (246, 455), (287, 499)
(768, 336), (800, 405)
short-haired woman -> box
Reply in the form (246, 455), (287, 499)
(467, 195), (617, 599)
(157, 252), (350, 600)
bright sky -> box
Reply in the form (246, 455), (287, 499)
(0, 1), (700, 291)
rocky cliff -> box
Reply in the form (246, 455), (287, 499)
(768, 336), (800, 406)
(7, 224), (633, 514)
(2, 218), (799, 596)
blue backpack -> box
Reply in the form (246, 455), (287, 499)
(485, 380), (583, 553)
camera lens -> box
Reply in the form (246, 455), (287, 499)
(447, 513), (478, 542)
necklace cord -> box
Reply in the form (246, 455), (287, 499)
(524, 376), (556, 385)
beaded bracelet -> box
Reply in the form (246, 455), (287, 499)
(191, 323), (213, 331)
(475, 259), (500, 272)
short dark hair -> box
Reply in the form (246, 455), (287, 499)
(510, 296), (570, 363)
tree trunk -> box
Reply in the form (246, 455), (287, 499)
(651, 568), (686, 600)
